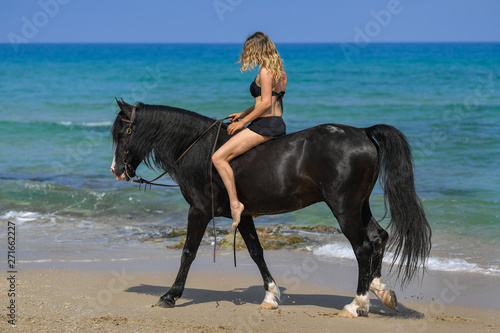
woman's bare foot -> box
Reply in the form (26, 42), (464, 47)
(231, 202), (245, 229)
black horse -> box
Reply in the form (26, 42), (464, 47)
(110, 100), (431, 318)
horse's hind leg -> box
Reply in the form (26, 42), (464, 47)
(365, 206), (397, 311)
(330, 206), (373, 318)
(156, 207), (210, 308)
(237, 216), (280, 309)
(327, 191), (394, 317)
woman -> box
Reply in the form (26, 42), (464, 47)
(212, 32), (287, 229)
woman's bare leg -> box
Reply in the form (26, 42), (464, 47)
(212, 128), (270, 228)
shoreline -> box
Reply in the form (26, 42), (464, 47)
(5, 213), (499, 279)
(2, 248), (499, 332)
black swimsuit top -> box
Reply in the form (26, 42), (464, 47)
(250, 79), (285, 112)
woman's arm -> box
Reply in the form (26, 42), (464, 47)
(242, 105), (255, 117)
(229, 105), (254, 122)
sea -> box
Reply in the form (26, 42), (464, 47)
(1, 43), (499, 277)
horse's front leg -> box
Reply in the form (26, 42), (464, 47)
(156, 207), (210, 308)
(237, 216), (280, 309)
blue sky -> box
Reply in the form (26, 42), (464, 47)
(2, 0), (499, 44)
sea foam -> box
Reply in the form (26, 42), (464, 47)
(0, 211), (43, 223)
(313, 242), (500, 277)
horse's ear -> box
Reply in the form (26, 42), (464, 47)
(115, 97), (123, 109)
(115, 97), (133, 117)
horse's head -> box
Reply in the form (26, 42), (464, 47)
(110, 99), (143, 181)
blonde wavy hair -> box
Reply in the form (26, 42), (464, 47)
(238, 32), (284, 83)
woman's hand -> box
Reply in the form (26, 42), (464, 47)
(229, 112), (243, 122)
(227, 120), (245, 135)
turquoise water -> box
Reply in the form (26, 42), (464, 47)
(1, 43), (499, 274)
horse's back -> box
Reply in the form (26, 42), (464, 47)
(237, 123), (378, 168)
(232, 123), (379, 215)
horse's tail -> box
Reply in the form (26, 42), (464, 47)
(365, 124), (432, 287)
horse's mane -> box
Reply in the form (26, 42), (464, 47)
(112, 101), (223, 180)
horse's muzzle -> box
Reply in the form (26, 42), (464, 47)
(110, 167), (126, 181)
(110, 157), (127, 181)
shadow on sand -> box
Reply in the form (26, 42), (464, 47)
(125, 284), (424, 319)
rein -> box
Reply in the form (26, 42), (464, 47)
(175, 116), (230, 164)
(120, 104), (236, 264)
(135, 116), (230, 186)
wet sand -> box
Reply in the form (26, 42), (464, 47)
(2, 248), (500, 332)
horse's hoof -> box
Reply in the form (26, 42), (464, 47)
(340, 307), (357, 318)
(378, 289), (398, 311)
(260, 301), (278, 310)
(155, 298), (175, 308)
(384, 290), (398, 311)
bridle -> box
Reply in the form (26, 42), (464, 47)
(120, 106), (136, 182)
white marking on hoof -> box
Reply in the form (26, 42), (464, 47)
(370, 277), (398, 311)
(340, 293), (370, 318)
(261, 282), (280, 310)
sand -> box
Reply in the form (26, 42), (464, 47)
(2, 248), (499, 332)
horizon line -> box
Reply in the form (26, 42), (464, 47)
(1, 41), (500, 46)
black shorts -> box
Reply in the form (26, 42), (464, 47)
(247, 116), (286, 139)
